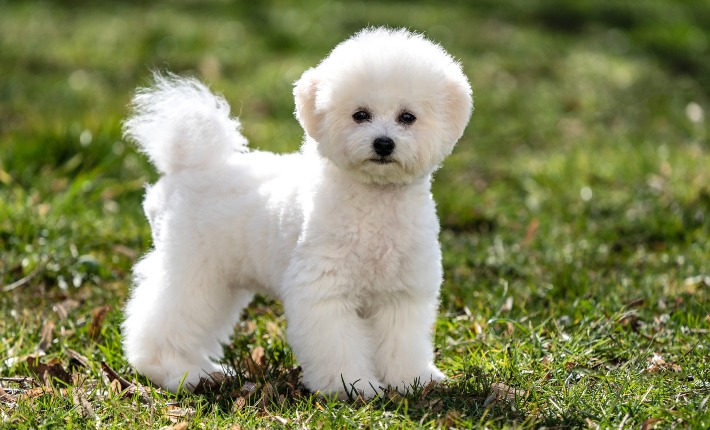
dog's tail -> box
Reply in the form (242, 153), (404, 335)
(123, 73), (248, 175)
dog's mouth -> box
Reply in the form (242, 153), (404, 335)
(369, 157), (395, 165)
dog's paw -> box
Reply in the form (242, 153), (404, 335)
(309, 377), (383, 401)
(135, 359), (224, 393)
(409, 364), (446, 389)
(383, 364), (446, 392)
(318, 379), (382, 401)
(339, 378), (382, 401)
(422, 364), (446, 383)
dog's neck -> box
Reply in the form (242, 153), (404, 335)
(319, 156), (433, 194)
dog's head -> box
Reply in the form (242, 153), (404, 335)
(294, 27), (473, 185)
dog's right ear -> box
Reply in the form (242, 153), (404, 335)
(293, 68), (323, 141)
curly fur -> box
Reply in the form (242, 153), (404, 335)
(122, 27), (472, 399)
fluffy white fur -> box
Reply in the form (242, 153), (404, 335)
(122, 27), (472, 399)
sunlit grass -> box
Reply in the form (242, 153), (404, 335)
(1, 0), (709, 428)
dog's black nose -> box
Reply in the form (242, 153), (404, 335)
(373, 137), (395, 156)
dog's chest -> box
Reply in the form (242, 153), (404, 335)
(351, 202), (410, 262)
(305, 185), (438, 291)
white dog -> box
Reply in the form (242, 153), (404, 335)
(122, 27), (472, 399)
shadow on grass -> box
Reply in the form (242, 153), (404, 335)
(184, 362), (586, 428)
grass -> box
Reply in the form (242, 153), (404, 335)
(1, 0), (709, 428)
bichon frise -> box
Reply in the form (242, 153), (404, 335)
(122, 27), (472, 399)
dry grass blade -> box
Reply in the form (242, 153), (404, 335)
(0, 377), (39, 388)
(72, 389), (97, 419)
(419, 380), (439, 399)
(641, 417), (663, 430)
(192, 371), (230, 394)
(522, 218), (540, 246)
(53, 299), (81, 320)
(491, 382), (526, 399)
(484, 382), (526, 407)
(232, 395), (247, 412)
(38, 321), (55, 352)
(245, 346), (266, 379)
(0, 385), (16, 403)
(17, 386), (59, 400)
(101, 361), (153, 403)
(66, 348), (89, 368)
(260, 382), (275, 410)
(88, 305), (111, 340)
(271, 415), (288, 425)
(2, 263), (44, 292)
(25, 356), (72, 386)
(241, 381), (258, 396)
(166, 404), (195, 423)
(645, 353), (682, 373)
(437, 409), (462, 428)
(100, 361), (132, 391)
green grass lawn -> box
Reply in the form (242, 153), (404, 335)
(1, 0), (709, 428)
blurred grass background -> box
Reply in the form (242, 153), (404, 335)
(1, 0), (709, 428)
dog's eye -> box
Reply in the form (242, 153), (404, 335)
(352, 110), (371, 123)
(397, 111), (416, 125)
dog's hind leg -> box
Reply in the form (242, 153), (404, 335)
(122, 251), (253, 392)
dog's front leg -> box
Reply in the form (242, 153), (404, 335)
(370, 292), (445, 392)
(282, 283), (383, 400)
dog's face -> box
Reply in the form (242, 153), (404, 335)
(294, 28), (473, 185)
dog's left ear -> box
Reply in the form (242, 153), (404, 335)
(443, 69), (473, 144)
(294, 68), (323, 141)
